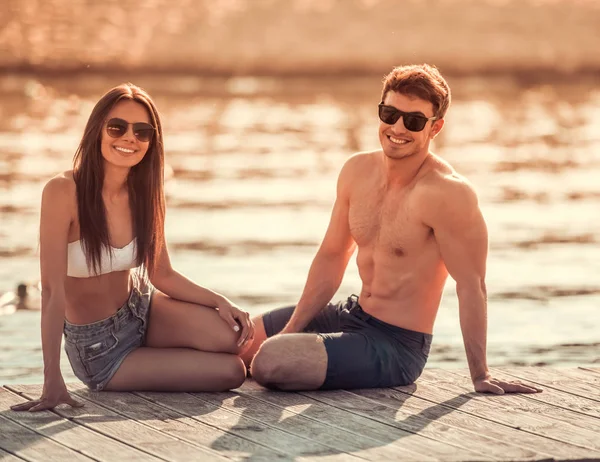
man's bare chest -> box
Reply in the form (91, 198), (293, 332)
(348, 188), (430, 252)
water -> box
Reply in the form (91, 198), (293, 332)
(1, 74), (599, 385)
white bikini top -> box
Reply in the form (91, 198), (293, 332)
(67, 239), (138, 278)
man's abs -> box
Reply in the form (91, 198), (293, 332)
(356, 249), (448, 334)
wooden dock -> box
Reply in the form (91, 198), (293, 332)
(1, 367), (599, 461)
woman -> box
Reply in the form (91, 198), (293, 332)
(11, 83), (254, 412)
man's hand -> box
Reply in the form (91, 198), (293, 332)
(474, 374), (543, 394)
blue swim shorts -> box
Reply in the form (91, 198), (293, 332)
(262, 295), (432, 389)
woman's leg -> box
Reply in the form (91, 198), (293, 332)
(144, 291), (243, 353)
(240, 314), (269, 366)
(104, 347), (246, 391)
(103, 291), (250, 392)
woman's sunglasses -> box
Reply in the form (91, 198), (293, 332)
(105, 118), (155, 143)
(378, 104), (437, 132)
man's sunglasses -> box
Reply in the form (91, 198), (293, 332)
(105, 118), (155, 143)
(378, 104), (437, 132)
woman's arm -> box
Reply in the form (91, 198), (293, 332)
(150, 239), (229, 307)
(150, 238), (254, 347)
(12, 175), (83, 412)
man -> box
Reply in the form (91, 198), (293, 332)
(241, 64), (541, 394)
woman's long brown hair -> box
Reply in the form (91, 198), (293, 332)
(73, 83), (165, 277)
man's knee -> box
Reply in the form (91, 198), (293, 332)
(250, 338), (285, 388)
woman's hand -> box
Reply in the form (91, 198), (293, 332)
(217, 300), (255, 348)
(10, 377), (84, 412)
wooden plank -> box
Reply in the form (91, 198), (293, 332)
(295, 388), (496, 462)
(308, 386), (530, 461)
(412, 369), (599, 457)
(496, 367), (600, 402)
(64, 384), (284, 462)
(11, 383), (226, 462)
(349, 387), (554, 461)
(0, 414), (93, 462)
(486, 368), (600, 420)
(550, 368), (600, 389)
(193, 385), (433, 462)
(519, 366), (600, 390)
(422, 369), (600, 439)
(137, 389), (361, 461)
(5, 369), (600, 462)
(239, 381), (444, 462)
(445, 369), (600, 433)
(0, 446), (29, 461)
(406, 370), (593, 460)
(581, 367), (600, 375)
(0, 386), (162, 462)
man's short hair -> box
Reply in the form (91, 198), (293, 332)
(381, 64), (451, 120)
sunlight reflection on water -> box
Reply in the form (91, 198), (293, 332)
(0, 75), (599, 383)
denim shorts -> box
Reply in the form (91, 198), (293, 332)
(63, 275), (154, 391)
(262, 295), (433, 390)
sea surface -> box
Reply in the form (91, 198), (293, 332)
(1, 74), (599, 385)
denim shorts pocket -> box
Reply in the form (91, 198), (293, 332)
(136, 311), (148, 336)
(77, 331), (120, 377)
(82, 332), (119, 361)
(64, 340), (88, 383)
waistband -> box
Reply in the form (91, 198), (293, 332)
(64, 287), (141, 337)
(346, 294), (433, 343)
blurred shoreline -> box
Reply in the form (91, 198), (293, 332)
(4, 67), (600, 80)
(3, 0), (599, 77)
(1, 71), (599, 103)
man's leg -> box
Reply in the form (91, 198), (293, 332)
(240, 305), (295, 367)
(252, 329), (406, 391)
(241, 302), (343, 368)
(250, 333), (327, 390)
(245, 300), (358, 389)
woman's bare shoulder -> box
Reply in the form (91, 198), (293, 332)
(42, 170), (76, 203)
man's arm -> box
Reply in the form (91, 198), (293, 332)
(424, 175), (541, 394)
(280, 157), (358, 334)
